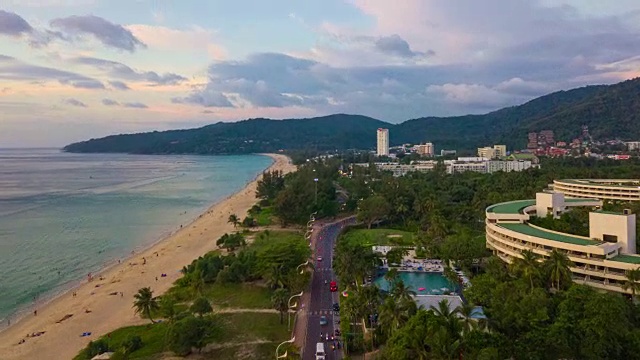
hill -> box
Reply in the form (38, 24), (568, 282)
(64, 78), (640, 154)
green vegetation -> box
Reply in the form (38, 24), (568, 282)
(64, 78), (640, 154)
(76, 229), (310, 359)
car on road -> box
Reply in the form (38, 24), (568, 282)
(333, 302), (340, 312)
(330, 281), (337, 292)
(320, 316), (328, 326)
(317, 256), (322, 261)
(315, 342), (326, 360)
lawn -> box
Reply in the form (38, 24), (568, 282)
(216, 312), (289, 343)
(203, 282), (273, 309)
(340, 228), (415, 246)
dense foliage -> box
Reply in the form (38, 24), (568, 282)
(64, 78), (640, 154)
(325, 156), (640, 358)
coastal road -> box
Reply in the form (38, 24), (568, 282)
(302, 217), (355, 360)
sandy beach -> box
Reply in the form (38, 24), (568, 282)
(0, 153), (295, 360)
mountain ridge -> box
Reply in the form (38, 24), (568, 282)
(63, 78), (640, 154)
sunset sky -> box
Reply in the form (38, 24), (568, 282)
(2, 0), (640, 147)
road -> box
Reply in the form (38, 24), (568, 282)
(302, 217), (355, 360)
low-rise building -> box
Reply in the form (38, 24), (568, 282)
(486, 191), (640, 295)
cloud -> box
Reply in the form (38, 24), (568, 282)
(109, 80), (130, 90)
(64, 98), (87, 107)
(123, 102), (148, 109)
(373, 34), (431, 58)
(102, 98), (119, 106)
(73, 56), (186, 85)
(50, 15), (146, 52)
(0, 10), (34, 36)
(0, 55), (105, 89)
(125, 24), (226, 59)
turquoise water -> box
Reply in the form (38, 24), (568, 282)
(0, 149), (273, 323)
(373, 271), (457, 294)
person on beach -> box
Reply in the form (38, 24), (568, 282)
(33, 310), (37, 316)
(142, 257), (146, 265)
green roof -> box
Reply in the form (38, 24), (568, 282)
(565, 198), (600, 203)
(558, 179), (640, 188)
(499, 223), (600, 246)
(486, 200), (535, 214)
(595, 210), (625, 215)
(611, 254), (640, 265)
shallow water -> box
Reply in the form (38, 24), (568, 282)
(0, 149), (272, 322)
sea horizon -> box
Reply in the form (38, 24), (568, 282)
(0, 149), (273, 325)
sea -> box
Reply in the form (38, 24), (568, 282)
(0, 149), (273, 325)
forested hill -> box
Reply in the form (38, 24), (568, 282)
(64, 78), (640, 154)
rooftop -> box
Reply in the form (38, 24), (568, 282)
(499, 223), (600, 246)
(611, 254), (640, 265)
(557, 179), (640, 188)
(486, 200), (535, 214)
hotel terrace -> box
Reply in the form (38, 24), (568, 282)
(553, 179), (640, 201)
(486, 191), (640, 295)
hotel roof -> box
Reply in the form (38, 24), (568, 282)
(498, 223), (600, 246)
(486, 200), (535, 214)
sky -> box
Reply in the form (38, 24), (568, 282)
(1, 0), (640, 147)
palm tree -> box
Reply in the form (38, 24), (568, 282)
(272, 288), (289, 324)
(378, 296), (411, 336)
(431, 299), (461, 338)
(443, 266), (460, 289)
(456, 302), (477, 335)
(622, 268), (640, 301)
(391, 279), (416, 302)
(133, 287), (159, 323)
(544, 249), (574, 291)
(227, 214), (240, 228)
(265, 264), (285, 289)
(427, 327), (462, 360)
(510, 250), (541, 291)
(384, 268), (399, 285)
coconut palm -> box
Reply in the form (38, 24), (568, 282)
(378, 296), (411, 336)
(265, 264), (285, 289)
(384, 268), (399, 285)
(271, 288), (289, 324)
(391, 279), (416, 302)
(227, 214), (240, 228)
(456, 302), (477, 335)
(133, 287), (159, 323)
(622, 268), (640, 301)
(431, 299), (461, 337)
(544, 249), (574, 291)
(510, 250), (541, 291)
(427, 327), (462, 360)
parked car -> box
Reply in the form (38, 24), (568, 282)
(320, 316), (328, 326)
(330, 281), (337, 292)
(332, 302), (340, 312)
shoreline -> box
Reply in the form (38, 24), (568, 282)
(0, 153), (296, 360)
(1, 154), (276, 332)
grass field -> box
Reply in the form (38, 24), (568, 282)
(253, 206), (274, 226)
(340, 228), (415, 246)
(204, 283), (273, 309)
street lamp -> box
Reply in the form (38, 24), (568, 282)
(314, 178), (319, 204)
(275, 336), (296, 359)
(296, 260), (309, 274)
(288, 291), (303, 331)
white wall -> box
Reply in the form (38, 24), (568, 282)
(589, 212), (636, 254)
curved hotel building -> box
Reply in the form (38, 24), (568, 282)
(553, 179), (640, 201)
(486, 190), (640, 294)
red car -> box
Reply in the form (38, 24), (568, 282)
(330, 281), (338, 292)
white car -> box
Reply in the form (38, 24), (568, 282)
(317, 256), (323, 261)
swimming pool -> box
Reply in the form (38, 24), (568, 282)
(373, 271), (458, 295)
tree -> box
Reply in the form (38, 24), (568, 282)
(168, 315), (218, 356)
(357, 195), (391, 229)
(391, 279), (416, 303)
(133, 287), (159, 323)
(386, 248), (407, 266)
(265, 264), (286, 289)
(256, 170), (285, 201)
(159, 296), (178, 323)
(510, 250), (541, 291)
(216, 233), (246, 252)
(544, 249), (573, 291)
(384, 268), (399, 285)
(622, 268), (640, 301)
(190, 297), (213, 317)
(228, 213), (240, 228)
(378, 296), (411, 336)
(121, 335), (143, 356)
(272, 288), (290, 324)
(456, 302), (478, 335)
(431, 299), (461, 338)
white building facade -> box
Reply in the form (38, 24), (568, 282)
(376, 128), (389, 156)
